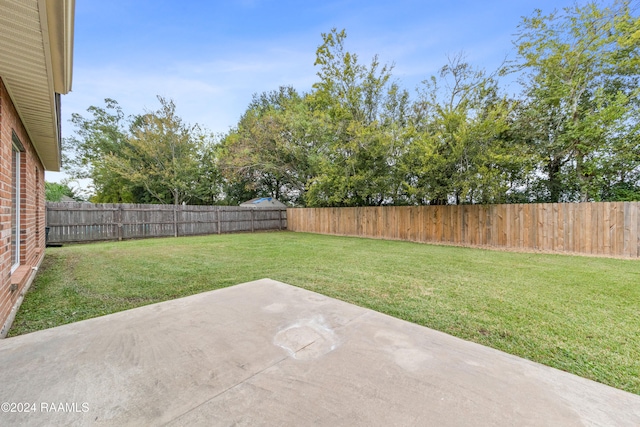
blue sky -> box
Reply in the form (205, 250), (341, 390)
(50, 0), (580, 184)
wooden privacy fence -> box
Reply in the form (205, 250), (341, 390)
(46, 203), (287, 244)
(287, 202), (640, 258)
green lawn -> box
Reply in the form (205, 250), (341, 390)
(8, 231), (640, 395)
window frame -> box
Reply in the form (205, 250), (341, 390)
(11, 132), (24, 274)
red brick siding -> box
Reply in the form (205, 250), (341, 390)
(0, 77), (46, 329)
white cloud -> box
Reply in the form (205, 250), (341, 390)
(63, 41), (320, 138)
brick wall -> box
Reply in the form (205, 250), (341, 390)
(0, 77), (46, 332)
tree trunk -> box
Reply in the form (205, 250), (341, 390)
(575, 150), (588, 202)
(547, 158), (563, 203)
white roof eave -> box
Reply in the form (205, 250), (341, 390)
(0, 0), (74, 171)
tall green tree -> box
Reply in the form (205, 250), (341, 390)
(104, 97), (212, 205)
(405, 56), (528, 205)
(191, 139), (225, 205)
(515, 0), (640, 202)
(218, 87), (316, 205)
(305, 28), (410, 206)
(45, 181), (78, 202)
(66, 98), (222, 204)
(64, 99), (143, 202)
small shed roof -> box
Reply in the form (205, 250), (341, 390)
(240, 197), (286, 208)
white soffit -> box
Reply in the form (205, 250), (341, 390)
(0, 0), (74, 171)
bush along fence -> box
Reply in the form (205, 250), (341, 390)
(286, 202), (640, 258)
(46, 203), (287, 244)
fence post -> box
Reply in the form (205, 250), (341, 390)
(173, 205), (178, 238)
(117, 205), (123, 241)
(41, 203), (290, 244)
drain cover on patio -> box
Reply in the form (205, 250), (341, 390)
(1, 279), (639, 426)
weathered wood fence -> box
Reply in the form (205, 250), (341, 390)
(46, 203), (287, 244)
(287, 202), (640, 258)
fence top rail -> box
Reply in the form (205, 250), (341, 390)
(285, 202), (639, 258)
(46, 202), (287, 212)
(46, 203), (287, 211)
(285, 201), (639, 210)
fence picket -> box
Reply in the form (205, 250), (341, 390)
(286, 203), (640, 258)
(46, 203), (287, 244)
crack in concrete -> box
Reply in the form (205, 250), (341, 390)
(295, 339), (318, 355)
(165, 355), (289, 425)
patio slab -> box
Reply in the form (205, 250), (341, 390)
(0, 278), (639, 426)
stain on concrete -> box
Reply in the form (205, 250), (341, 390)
(274, 316), (338, 361)
(374, 329), (433, 371)
(262, 303), (286, 313)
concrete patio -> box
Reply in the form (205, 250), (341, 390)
(1, 279), (638, 426)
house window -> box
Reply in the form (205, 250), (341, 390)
(11, 134), (23, 273)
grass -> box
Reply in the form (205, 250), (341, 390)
(8, 231), (640, 395)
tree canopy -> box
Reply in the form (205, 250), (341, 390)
(65, 97), (223, 205)
(45, 182), (79, 202)
(66, 1), (640, 206)
(515, 0), (640, 202)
